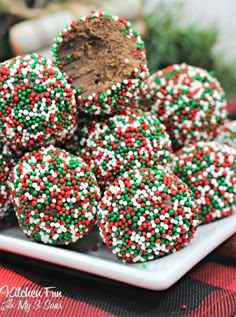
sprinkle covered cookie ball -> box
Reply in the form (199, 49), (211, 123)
(0, 143), (18, 220)
(173, 141), (236, 224)
(52, 11), (148, 115)
(97, 168), (198, 263)
(9, 145), (101, 245)
(0, 54), (77, 151)
(146, 63), (227, 150)
(78, 108), (173, 191)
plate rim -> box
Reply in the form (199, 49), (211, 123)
(1, 214), (236, 291)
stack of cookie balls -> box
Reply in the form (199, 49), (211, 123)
(0, 11), (234, 263)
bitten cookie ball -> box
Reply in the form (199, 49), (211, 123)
(97, 168), (198, 263)
(77, 108), (173, 191)
(9, 145), (101, 245)
(173, 141), (236, 224)
(0, 143), (18, 220)
(0, 54), (77, 151)
(145, 63), (227, 150)
(52, 11), (148, 115)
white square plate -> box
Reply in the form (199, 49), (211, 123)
(1, 214), (236, 291)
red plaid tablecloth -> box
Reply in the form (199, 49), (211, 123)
(0, 233), (236, 317)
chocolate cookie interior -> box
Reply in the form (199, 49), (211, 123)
(57, 17), (141, 97)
